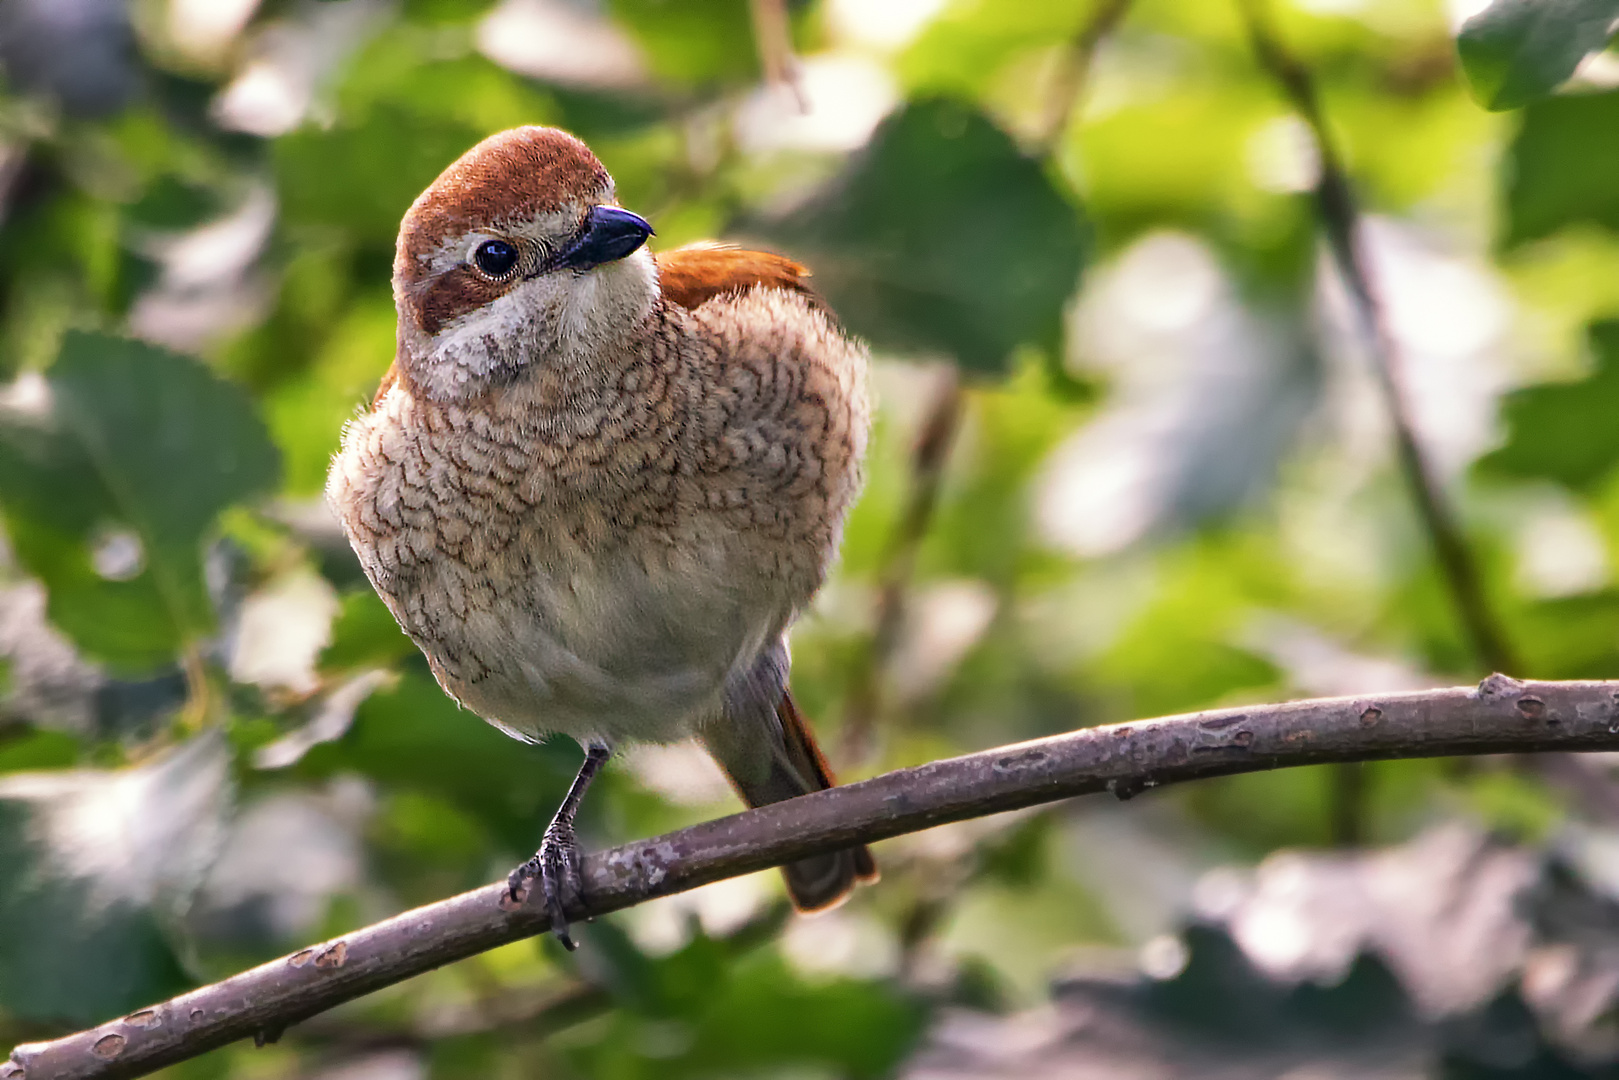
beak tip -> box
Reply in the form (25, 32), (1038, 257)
(561, 205), (655, 270)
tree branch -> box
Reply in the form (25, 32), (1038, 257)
(11, 675), (1619, 1079)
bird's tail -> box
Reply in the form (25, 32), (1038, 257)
(707, 690), (877, 912)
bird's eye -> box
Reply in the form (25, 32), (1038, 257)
(473, 239), (520, 278)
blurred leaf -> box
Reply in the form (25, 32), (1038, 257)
(577, 916), (724, 1017)
(276, 107), (481, 248)
(1183, 766), (1341, 854)
(296, 671), (579, 854)
(608, 0), (756, 86)
(1146, 925), (1412, 1041)
(264, 295), (394, 496)
(1456, 0), (1619, 111)
(1478, 320), (1619, 490)
(1502, 90), (1619, 246)
(319, 589), (416, 673)
(685, 951), (926, 1079)
(1073, 85), (1273, 239)
(404, 0), (501, 24)
(1514, 591), (1619, 678)
(0, 332), (280, 671)
(0, 732), (230, 1024)
(899, 0), (1087, 101)
(976, 811), (1055, 887)
(766, 97), (1088, 374)
(565, 942), (926, 1080)
(0, 729), (81, 773)
(124, 175), (220, 232)
(337, 33), (558, 136)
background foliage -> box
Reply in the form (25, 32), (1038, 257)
(7, 0), (1619, 1076)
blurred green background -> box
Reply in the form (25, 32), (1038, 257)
(8, 0), (1619, 1075)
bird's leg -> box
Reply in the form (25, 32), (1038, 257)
(506, 739), (611, 950)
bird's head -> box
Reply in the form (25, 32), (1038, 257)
(392, 126), (656, 401)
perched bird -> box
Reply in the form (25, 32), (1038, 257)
(327, 126), (876, 947)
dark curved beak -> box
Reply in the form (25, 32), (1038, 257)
(558, 205), (653, 271)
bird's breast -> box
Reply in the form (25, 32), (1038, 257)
(326, 375), (788, 743)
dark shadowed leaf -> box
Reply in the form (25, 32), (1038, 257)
(1502, 91), (1619, 245)
(0, 332), (280, 671)
(563, 929), (927, 1080)
(682, 951), (926, 1078)
(1478, 320), (1619, 489)
(1457, 0), (1619, 111)
(762, 97), (1088, 375)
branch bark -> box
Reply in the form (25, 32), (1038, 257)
(11, 674), (1619, 1080)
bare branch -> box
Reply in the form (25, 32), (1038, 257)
(11, 674), (1619, 1079)
(747, 0), (808, 113)
(1039, 0), (1135, 152)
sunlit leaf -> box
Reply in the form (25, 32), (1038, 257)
(0, 332), (280, 671)
(1457, 0), (1619, 111)
(898, 0), (1088, 102)
(765, 98), (1088, 375)
(0, 732), (229, 1024)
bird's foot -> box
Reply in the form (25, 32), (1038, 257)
(504, 821), (585, 950)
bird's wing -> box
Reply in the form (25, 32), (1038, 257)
(372, 357), (403, 409)
(653, 243), (820, 311)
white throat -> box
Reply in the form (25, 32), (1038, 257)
(406, 248), (659, 402)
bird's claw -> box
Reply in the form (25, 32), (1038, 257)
(505, 822), (585, 950)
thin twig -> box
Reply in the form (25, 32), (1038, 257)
(841, 0), (1133, 765)
(1039, 0), (1135, 152)
(1235, 0), (1519, 676)
(12, 673), (1619, 1080)
(747, 0), (808, 113)
(840, 365), (963, 763)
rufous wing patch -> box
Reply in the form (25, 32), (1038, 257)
(372, 358), (403, 409)
(654, 243), (820, 311)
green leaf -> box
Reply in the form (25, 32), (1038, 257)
(275, 107), (483, 248)
(764, 98), (1088, 375)
(562, 943), (927, 1080)
(608, 0), (757, 86)
(319, 589), (416, 674)
(1457, 0), (1619, 111)
(898, 0), (1090, 101)
(1502, 90), (1619, 246)
(296, 671), (581, 854)
(0, 332), (280, 671)
(683, 952), (926, 1079)
(1478, 319), (1619, 489)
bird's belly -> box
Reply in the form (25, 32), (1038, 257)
(417, 541), (784, 746)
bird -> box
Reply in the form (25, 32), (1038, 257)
(326, 125), (876, 948)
